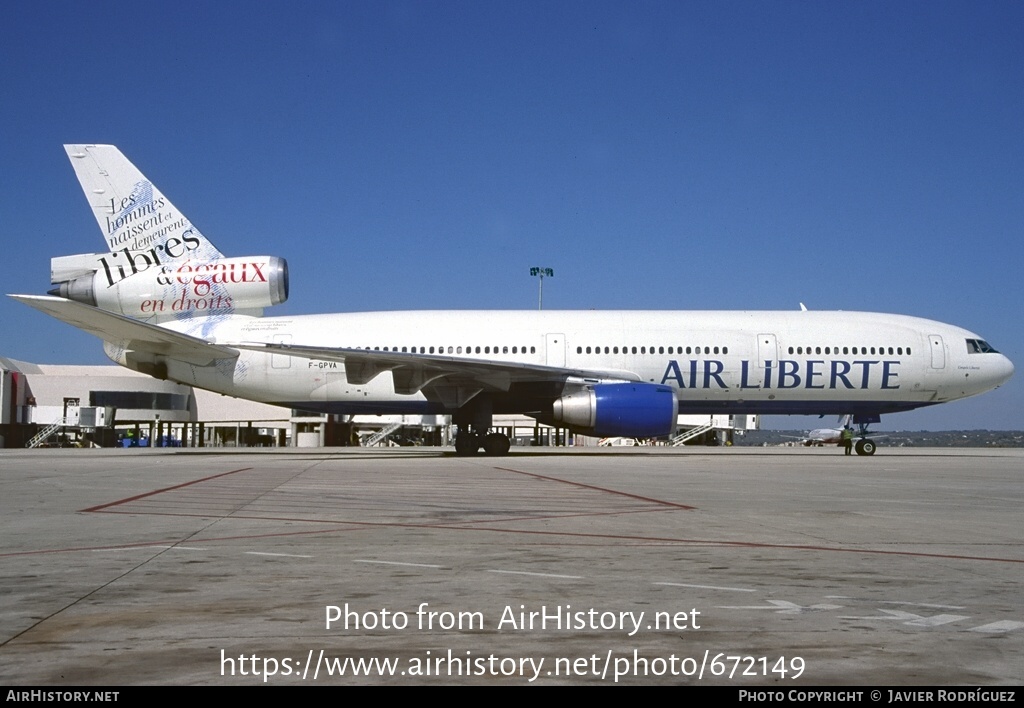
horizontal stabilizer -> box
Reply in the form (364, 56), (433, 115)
(9, 294), (237, 366)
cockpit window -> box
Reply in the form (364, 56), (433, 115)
(966, 339), (999, 354)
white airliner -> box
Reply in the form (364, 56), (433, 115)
(780, 415), (892, 448)
(782, 416), (853, 447)
(11, 145), (1014, 455)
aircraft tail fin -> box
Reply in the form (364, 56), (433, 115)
(49, 146), (287, 324)
(64, 144), (222, 261)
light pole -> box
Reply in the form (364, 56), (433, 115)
(529, 267), (553, 310)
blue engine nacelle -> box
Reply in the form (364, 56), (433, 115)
(551, 383), (677, 438)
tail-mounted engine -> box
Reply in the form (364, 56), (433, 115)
(49, 252), (288, 320)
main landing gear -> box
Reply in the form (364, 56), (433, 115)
(454, 428), (511, 456)
(452, 395), (511, 456)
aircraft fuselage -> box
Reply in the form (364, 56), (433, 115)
(146, 309), (1013, 418)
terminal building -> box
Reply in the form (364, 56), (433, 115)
(0, 356), (756, 449)
(0, 357), (288, 449)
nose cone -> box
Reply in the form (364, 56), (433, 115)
(994, 353), (1015, 387)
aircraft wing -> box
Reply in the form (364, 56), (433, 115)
(9, 295), (238, 365)
(10, 293), (640, 407)
(230, 341), (641, 400)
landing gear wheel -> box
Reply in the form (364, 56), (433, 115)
(855, 439), (876, 456)
(454, 433), (480, 456)
(483, 432), (511, 456)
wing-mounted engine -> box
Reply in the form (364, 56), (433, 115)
(49, 253), (288, 321)
(551, 382), (677, 438)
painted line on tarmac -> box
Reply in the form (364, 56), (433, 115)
(487, 569), (584, 579)
(354, 559), (445, 568)
(654, 582), (756, 592)
(492, 466), (696, 510)
(80, 467), (254, 512)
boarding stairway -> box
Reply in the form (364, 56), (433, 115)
(598, 437), (637, 446)
(669, 422), (715, 447)
(26, 417), (68, 448)
(363, 421), (403, 447)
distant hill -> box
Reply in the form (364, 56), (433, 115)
(737, 430), (1024, 448)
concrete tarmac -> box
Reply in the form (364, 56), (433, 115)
(1, 446), (1021, 686)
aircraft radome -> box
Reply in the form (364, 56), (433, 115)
(11, 145), (1015, 455)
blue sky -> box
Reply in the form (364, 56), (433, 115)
(2, 1), (1021, 430)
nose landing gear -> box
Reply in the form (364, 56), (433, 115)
(854, 438), (876, 456)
